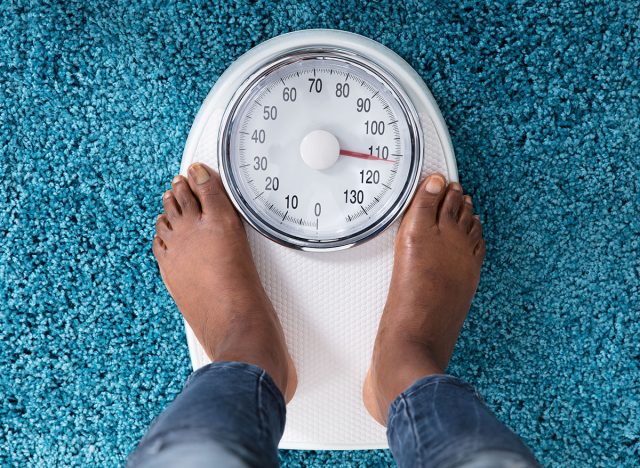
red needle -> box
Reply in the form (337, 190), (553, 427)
(339, 149), (394, 163)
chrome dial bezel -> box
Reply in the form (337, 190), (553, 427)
(218, 47), (423, 251)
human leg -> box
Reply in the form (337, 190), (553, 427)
(129, 163), (297, 467)
(364, 174), (537, 467)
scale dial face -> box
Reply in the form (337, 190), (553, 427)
(219, 50), (422, 250)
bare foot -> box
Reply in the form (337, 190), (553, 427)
(153, 163), (297, 402)
(363, 174), (485, 425)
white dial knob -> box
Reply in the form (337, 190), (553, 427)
(299, 130), (340, 170)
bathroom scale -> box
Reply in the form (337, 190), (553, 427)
(180, 29), (457, 449)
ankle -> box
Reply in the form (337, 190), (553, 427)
(371, 342), (445, 416)
(212, 339), (291, 399)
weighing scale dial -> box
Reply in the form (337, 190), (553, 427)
(219, 49), (423, 251)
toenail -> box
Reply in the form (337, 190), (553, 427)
(464, 195), (472, 205)
(425, 175), (445, 194)
(172, 175), (182, 185)
(450, 182), (462, 192)
(163, 191), (171, 200)
(190, 163), (210, 185)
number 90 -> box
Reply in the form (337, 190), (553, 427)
(356, 97), (371, 112)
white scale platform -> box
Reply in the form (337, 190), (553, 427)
(180, 30), (457, 450)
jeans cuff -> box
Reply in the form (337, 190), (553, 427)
(129, 361), (286, 468)
(185, 361), (286, 407)
(386, 374), (539, 468)
(387, 374), (478, 426)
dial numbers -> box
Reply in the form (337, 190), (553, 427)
(224, 56), (419, 247)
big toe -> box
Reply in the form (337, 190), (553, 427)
(186, 163), (238, 219)
(400, 173), (447, 234)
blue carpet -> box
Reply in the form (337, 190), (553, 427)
(1, 1), (639, 466)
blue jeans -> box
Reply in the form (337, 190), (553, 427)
(128, 362), (538, 468)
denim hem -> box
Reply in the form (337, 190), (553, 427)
(386, 374), (538, 468)
(387, 374), (476, 424)
(129, 360), (285, 468)
(185, 361), (286, 408)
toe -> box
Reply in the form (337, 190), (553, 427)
(152, 235), (166, 257)
(469, 216), (484, 244)
(439, 182), (464, 225)
(474, 238), (486, 258)
(171, 175), (200, 218)
(458, 195), (474, 233)
(187, 163), (237, 219)
(155, 214), (172, 237)
(401, 173), (447, 231)
(162, 191), (181, 219)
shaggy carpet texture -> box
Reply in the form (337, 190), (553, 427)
(1, 0), (638, 466)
